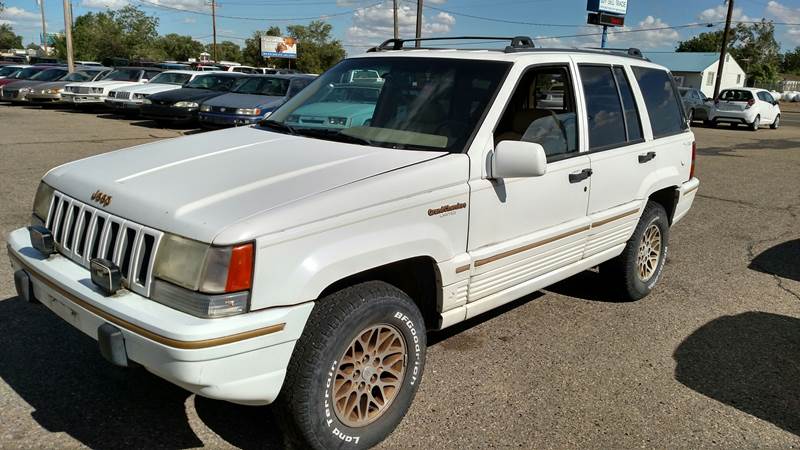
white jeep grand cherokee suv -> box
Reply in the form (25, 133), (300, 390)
(8, 37), (699, 449)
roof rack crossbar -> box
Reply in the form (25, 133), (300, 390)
(583, 47), (646, 59)
(368, 36), (534, 52)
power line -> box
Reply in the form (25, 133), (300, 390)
(137, 0), (382, 21)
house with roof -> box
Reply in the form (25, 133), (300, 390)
(644, 52), (746, 98)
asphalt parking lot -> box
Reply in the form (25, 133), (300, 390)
(0, 103), (798, 449)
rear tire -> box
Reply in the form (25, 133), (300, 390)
(601, 201), (670, 301)
(749, 115), (760, 131)
(770, 114), (780, 129)
(277, 281), (427, 450)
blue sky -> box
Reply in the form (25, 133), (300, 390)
(2, 0), (800, 55)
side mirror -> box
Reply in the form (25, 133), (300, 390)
(491, 140), (547, 179)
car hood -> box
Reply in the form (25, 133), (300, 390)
(31, 81), (71, 90)
(68, 80), (141, 90)
(149, 88), (228, 103)
(114, 83), (183, 95)
(202, 93), (286, 109)
(43, 126), (443, 243)
(293, 102), (375, 116)
(2, 79), (45, 91)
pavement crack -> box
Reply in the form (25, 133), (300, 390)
(697, 194), (800, 219)
(745, 233), (800, 303)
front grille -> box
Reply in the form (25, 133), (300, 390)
(45, 191), (163, 297)
(77, 87), (91, 94)
(109, 91), (131, 99)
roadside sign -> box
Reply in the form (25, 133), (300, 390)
(261, 36), (298, 59)
(587, 0), (628, 16)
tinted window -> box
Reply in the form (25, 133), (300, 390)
(15, 67), (46, 79)
(495, 66), (578, 159)
(0, 66), (19, 77)
(719, 89), (753, 101)
(185, 74), (240, 91)
(31, 69), (67, 81)
(288, 79), (311, 97)
(144, 70), (162, 80)
(613, 67), (643, 142)
(579, 65), (626, 150)
(104, 69), (142, 81)
(232, 77), (290, 96)
(150, 72), (192, 85)
(633, 67), (687, 138)
(62, 71), (93, 82)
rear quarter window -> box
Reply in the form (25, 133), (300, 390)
(632, 67), (687, 138)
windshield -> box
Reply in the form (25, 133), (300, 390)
(0, 66), (20, 77)
(679, 88), (690, 97)
(719, 89), (753, 101)
(232, 76), (290, 96)
(185, 74), (240, 90)
(266, 57), (510, 152)
(150, 72), (192, 85)
(31, 68), (68, 81)
(62, 71), (93, 82)
(15, 67), (46, 79)
(103, 69), (142, 81)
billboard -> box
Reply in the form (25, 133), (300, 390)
(261, 36), (297, 59)
(587, 0), (628, 15)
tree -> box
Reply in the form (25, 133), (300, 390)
(52, 6), (159, 61)
(782, 47), (800, 74)
(0, 23), (23, 50)
(285, 21), (345, 74)
(676, 30), (727, 53)
(157, 33), (204, 61)
(207, 40), (241, 62)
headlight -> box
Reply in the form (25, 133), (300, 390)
(19, 87), (31, 94)
(152, 234), (254, 318)
(174, 101), (198, 108)
(32, 182), (54, 224)
(236, 108), (262, 116)
(91, 87), (103, 94)
(134, 93), (147, 99)
(47, 88), (63, 94)
(328, 116), (348, 126)
(200, 104), (212, 112)
(141, 98), (152, 104)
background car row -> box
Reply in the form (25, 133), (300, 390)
(0, 64), (317, 127)
(678, 86), (782, 131)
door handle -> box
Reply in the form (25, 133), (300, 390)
(569, 168), (593, 183)
(638, 151), (656, 163)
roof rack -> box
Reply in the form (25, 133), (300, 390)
(368, 36), (535, 53)
(583, 47), (647, 60)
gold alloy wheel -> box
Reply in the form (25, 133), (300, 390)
(637, 223), (662, 281)
(332, 324), (407, 428)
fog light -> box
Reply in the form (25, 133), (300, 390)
(90, 258), (122, 295)
(28, 225), (55, 255)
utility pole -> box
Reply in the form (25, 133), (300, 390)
(38, 0), (48, 54)
(600, 25), (608, 48)
(393, 0), (398, 40)
(211, 0), (218, 62)
(414, 0), (422, 47)
(63, 0), (74, 71)
(713, 0), (734, 99)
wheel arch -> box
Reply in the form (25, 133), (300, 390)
(318, 256), (443, 331)
(647, 185), (680, 225)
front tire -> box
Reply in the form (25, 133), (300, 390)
(601, 201), (670, 301)
(277, 281), (427, 449)
(770, 114), (780, 129)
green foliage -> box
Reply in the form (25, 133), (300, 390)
(782, 47), (800, 74)
(53, 6), (159, 61)
(157, 33), (204, 61)
(207, 40), (241, 63)
(677, 20), (781, 85)
(0, 23), (23, 50)
(285, 21), (345, 74)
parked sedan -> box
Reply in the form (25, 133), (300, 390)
(141, 72), (246, 124)
(0, 65), (50, 90)
(0, 67), (70, 102)
(105, 70), (205, 112)
(0, 64), (30, 79)
(62, 67), (163, 105)
(198, 74), (314, 127)
(678, 87), (712, 122)
(27, 67), (111, 104)
(284, 83), (381, 130)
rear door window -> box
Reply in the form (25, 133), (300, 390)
(579, 65), (626, 150)
(632, 66), (688, 138)
(613, 67), (643, 142)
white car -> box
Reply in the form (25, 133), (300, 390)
(62, 67), (163, 105)
(105, 70), (208, 111)
(9, 38), (699, 449)
(710, 87), (781, 130)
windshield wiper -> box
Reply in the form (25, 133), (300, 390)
(292, 128), (373, 146)
(258, 119), (297, 135)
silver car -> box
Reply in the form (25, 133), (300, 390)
(678, 87), (712, 122)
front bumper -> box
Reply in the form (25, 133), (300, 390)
(199, 112), (261, 127)
(62, 93), (106, 104)
(28, 93), (62, 102)
(1, 91), (26, 102)
(141, 104), (197, 122)
(7, 227), (313, 405)
(105, 98), (143, 110)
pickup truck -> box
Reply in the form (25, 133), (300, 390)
(8, 37), (699, 449)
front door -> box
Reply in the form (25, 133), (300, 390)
(466, 61), (591, 317)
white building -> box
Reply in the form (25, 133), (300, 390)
(645, 52), (746, 98)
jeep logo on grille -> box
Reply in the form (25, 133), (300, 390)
(90, 190), (112, 207)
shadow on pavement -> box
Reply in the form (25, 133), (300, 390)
(0, 296), (285, 449)
(543, 269), (629, 303)
(674, 312), (800, 436)
(749, 239), (800, 282)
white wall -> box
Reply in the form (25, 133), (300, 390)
(699, 55), (746, 97)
